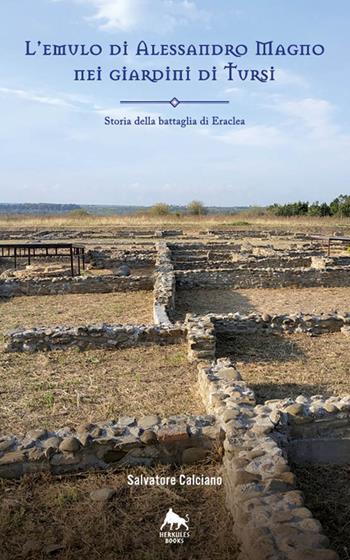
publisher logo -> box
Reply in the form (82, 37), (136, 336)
(159, 508), (190, 544)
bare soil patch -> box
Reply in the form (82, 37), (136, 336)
(175, 287), (350, 320)
(0, 464), (239, 560)
(0, 344), (203, 435)
(216, 332), (350, 401)
(294, 464), (350, 560)
(0, 292), (153, 337)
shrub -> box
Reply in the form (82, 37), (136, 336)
(187, 200), (207, 215)
(67, 208), (90, 218)
(149, 203), (171, 216)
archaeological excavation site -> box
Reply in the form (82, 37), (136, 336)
(1, 225), (350, 559)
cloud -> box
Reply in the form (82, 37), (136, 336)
(274, 97), (349, 144)
(0, 85), (163, 122)
(206, 94), (350, 154)
(0, 87), (75, 108)
(244, 92), (350, 149)
(85, 0), (139, 30)
(224, 87), (241, 95)
(61, 0), (209, 31)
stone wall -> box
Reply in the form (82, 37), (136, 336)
(85, 248), (156, 269)
(185, 313), (350, 362)
(176, 266), (350, 289)
(0, 228), (182, 241)
(153, 242), (176, 325)
(0, 273), (153, 298)
(268, 395), (350, 466)
(205, 229), (311, 241)
(175, 256), (312, 271)
(4, 323), (185, 352)
(186, 315), (216, 363)
(213, 312), (349, 336)
(187, 313), (349, 559)
(0, 414), (218, 479)
(197, 358), (339, 560)
(171, 242), (317, 269)
(311, 255), (350, 269)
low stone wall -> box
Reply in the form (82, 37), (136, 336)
(4, 323), (185, 352)
(185, 313), (350, 362)
(0, 228), (181, 241)
(212, 312), (349, 336)
(176, 266), (350, 289)
(230, 255), (312, 269)
(311, 255), (350, 269)
(175, 255), (312, 270)
(0, 273), (153, 298)
(0, 414), (218, 479)
(197, 359), (339, 560)
(153, 242), (176, 325)
(188, 314), (349, 558)
(205, 229), (311, 240)
(85, 248), (156, 269)
(171, 242), (324, 272)
(154, 229), (183, 238)
(186, 315), (216, 363)
(268, 395), (350, 465)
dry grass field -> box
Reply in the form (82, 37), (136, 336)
(217, 332), (350, 401)
(0, 464), (239, 560)
(294, 464), (350, 560)
(175, 287), (350, 320)
(2, 215), (350, 558)
(1, 212), (350, 234)
(0, 292), (154, 338)
(0, 344), (203, 435)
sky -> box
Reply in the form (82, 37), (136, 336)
(0, 0), (349, 206)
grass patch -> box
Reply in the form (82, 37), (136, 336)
(229, 221), (251, 226)
(0, 464), (239, 560)
(294, 464), (350, 560)
(1, 213), (350, 233)
(0, 292), (154, 338)
(0, 344), (203, 435)
(175, 287), (350, 321)
(216, 332), (350, 402)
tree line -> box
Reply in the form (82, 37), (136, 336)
(268, 195), (350, 217)
(0, 203), (82, 215)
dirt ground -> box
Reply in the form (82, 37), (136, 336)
(0, 464), (239, 560)
(294, 464), (350, 560)
(0, 344), (203, 436)
(175, 287), (350, 320)
(0, 292), (154, 337)
(216, 332), (350, 402)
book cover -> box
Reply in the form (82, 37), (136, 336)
(0, 1), (349, 559)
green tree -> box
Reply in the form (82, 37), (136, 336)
(308, 202), (331, 217)
(330, 195), (350, 217)
(187, 200), (207, 215)
(149, 203), (171, 216)
(268, 201), (309, 216)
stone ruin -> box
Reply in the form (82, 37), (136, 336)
(2, 233), (350, 559)
(1, 263), (77, 279)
